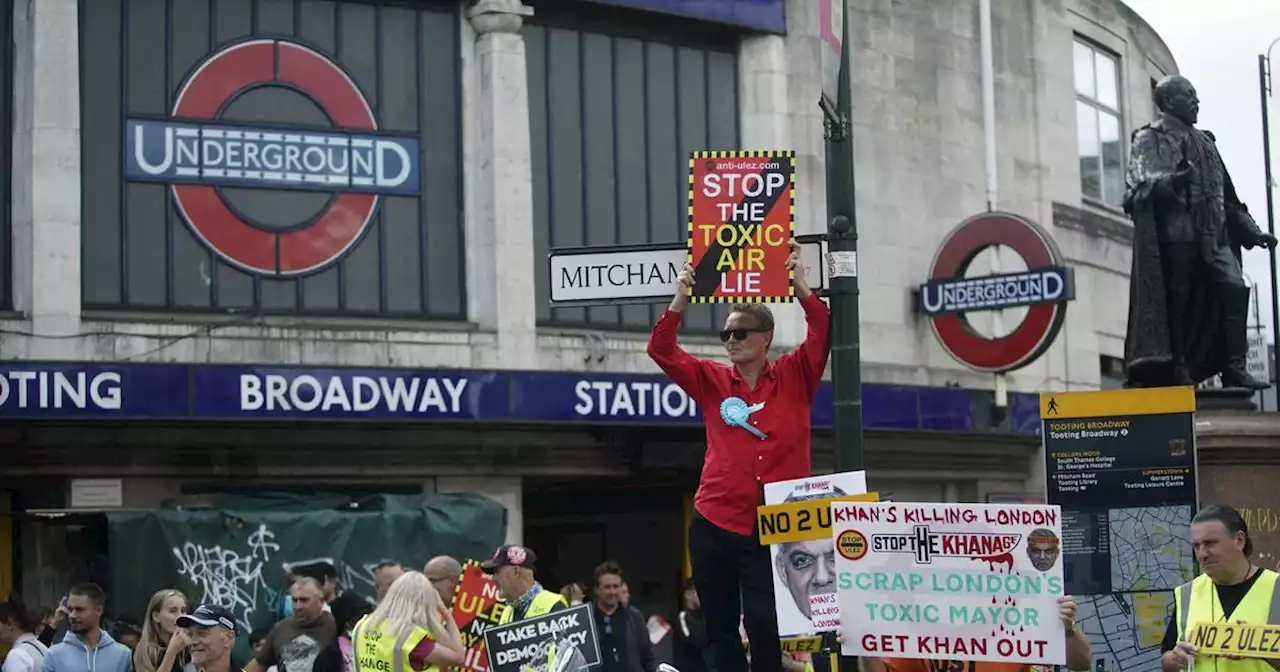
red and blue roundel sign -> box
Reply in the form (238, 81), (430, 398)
(917, 212), (1075, 373)
(124, 39), (420, 276)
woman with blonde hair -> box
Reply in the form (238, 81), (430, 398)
(352, 572), (465, 671)
(133, 589), (194, 672)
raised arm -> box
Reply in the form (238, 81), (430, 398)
(776, 242), (831, 397)
(646, 262), (712, 401)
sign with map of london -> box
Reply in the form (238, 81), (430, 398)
(1039, 387), (1197, 672)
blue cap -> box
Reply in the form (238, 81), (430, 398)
(176, 605), (238, 635)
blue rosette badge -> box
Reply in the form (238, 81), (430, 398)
(720, 397), (767, 439)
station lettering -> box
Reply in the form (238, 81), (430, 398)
(573, 380), (698, 418)
(0, 371), (122, 410)
(239, 374), (469, 414)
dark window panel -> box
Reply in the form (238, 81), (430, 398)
(79, 0), (124, 306)
(255, 0), (293, 35)
(419, 9), (464, 318)
(582, 32), (619, 327)
(124, 183), (167, 307)
(0, 0), (9, 308)
(547, 27), (586, 325)
(614, 37), (650, 330)
(527, 24), (552, 324)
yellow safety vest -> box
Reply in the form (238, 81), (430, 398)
(498, 590), (568, 625)
(1177, 569), (1280, 672)
(352, 615), (442, 672)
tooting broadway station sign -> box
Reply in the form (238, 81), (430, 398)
(919, 212), (1075, 373)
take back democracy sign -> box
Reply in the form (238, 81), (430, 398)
(483, 603), (601, 672)
(450, 561), (511, 672)
(832, 502), (1066, 666)
(687, 150), (795, 304)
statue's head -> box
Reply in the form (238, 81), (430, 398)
(1154, 75), (1199, 126)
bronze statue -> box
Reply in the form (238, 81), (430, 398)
(1124, 75), (1277, 390)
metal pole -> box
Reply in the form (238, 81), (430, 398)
(1260, 53), (1279, 410)
(822, 6), (862, 672)
(824, 0), (863, 474)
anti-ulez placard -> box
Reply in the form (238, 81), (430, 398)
(833, 502), (1066, 666)
(1192, 622), (1280, 660)
(687, 150), (796, 304)
(449, 561), (511, 672)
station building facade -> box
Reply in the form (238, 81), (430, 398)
(0, 0), (1176, 616)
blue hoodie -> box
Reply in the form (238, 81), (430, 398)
(40, 630), (132, 672)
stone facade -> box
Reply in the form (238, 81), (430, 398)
(3, 0), (1175, 399)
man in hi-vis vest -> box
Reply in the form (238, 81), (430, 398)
(483, 545), (568, 625)
(1163, 504), (1280, 672)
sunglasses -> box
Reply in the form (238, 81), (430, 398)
(719, 327), (769, 342)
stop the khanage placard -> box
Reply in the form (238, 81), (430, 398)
(687, 150), (795, 304)
(832, 502), (1066, 666)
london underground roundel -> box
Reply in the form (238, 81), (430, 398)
(917, 212), (1075, 374)
(124, 39), (420, 276)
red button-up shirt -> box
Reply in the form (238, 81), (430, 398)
(646, 294), (832, 536)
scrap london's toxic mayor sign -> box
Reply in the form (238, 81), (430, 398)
(688, 150), (796, 303)
(833, 501), (1066, 667)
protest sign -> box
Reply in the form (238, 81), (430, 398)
(484, 603), (600, 672)
(1192, 623), (1280, 660)
(450, 561), (511, 672)
(687, 150), (795, 304)
(832, 502), (1066, 666)
(761, 471), (868, 637)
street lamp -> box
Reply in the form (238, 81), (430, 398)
(1257, 38), (1280, 410)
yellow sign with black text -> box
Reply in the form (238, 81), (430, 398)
(1192, 623), (1280, 660)
(780, 637), (824, 654)
(756, 493), (879, 544)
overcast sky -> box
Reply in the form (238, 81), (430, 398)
(1122, 0), (1280, 344)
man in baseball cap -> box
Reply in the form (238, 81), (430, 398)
(175, 605), (237, 672)
(481, 545), (566, 624)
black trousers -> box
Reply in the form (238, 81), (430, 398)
(689, 512), (781, 672)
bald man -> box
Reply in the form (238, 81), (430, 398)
(373, 562), (405, 603)
(245, 578), (336, 672)
(425, 556), (463, 604)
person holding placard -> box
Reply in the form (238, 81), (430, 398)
(647, 241), (829, 672)
(1162, 504), (1280, 672)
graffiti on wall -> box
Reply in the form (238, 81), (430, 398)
(171, 523), (382, 631)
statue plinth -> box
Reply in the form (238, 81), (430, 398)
(1196, 387), (1259, 412)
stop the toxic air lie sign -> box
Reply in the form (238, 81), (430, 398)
(687, 150), (796, 303)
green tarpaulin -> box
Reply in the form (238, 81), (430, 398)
(106, 491), (506, 634)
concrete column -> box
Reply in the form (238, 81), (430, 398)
(436, 475), (523, 546)
(465, 0), (538, 369)
(10, 0), (82, 355)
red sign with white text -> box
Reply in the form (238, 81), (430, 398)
(687, 150), (795, 304)
(449, 561), (510, 672)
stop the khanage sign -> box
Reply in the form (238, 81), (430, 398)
(687, 150), (796, 303)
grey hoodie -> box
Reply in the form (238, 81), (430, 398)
(40, 630), (132, 672)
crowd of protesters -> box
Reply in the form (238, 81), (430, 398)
(0, 549), (715, 672)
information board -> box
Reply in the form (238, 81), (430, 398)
(687, 150), (795, 304)
(1040, 386), (1198, 672)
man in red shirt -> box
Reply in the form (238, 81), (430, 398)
(647, 241), (830, 672)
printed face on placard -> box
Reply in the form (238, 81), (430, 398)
(831, 502), (1067, 666)
(775, 538), (837, 617)
(763, 471), (868, 638)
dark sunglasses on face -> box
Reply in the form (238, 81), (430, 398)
(719, 327), (769, 342)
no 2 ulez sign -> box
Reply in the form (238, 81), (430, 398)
(688, 150), (796, 304)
